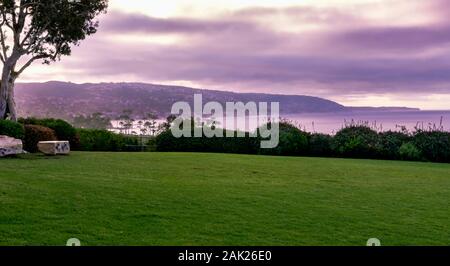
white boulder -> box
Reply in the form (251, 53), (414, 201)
(38, 141), (70, 155)
(0, 135), (23, 157)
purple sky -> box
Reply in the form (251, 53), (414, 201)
(20, 0), (450, 109)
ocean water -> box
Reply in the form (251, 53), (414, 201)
(283, 110), (450, 134)
(110, 111), (450, 135)
(219, 110), (450, 134)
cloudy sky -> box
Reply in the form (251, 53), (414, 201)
(21, 0), (450, 109)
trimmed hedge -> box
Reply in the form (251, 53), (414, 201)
(0, 120), (24, 139)
(23, 125), (58, 153)
(413, 131), (450, 163)
(76, 129), (139, 151)
(378, 131), (410, 160)
(259, 122), (309, 156)
(7, 116), (449, 163)
(155, 129), (259, 154)
(308, 133), (333, 157)
(19, 118), (79, 149)
(399, 142), (422, 161)
(153, 121), (450, 163)
(332, 126), (380, 159)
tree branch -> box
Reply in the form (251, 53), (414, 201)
(0, 29), (9, 62)
(15, 54), (47, 76)
(0, 9), (14, 31)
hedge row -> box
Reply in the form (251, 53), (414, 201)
(76, 129), (139, 152)
(155, 130), (260, 154)
(155, 123), (450, 163)
(0, 120), (60, 153)
(1, 119), (143, 153)
(18, 118), (79, 149)
(0, 120), (24, 139)
(2, 118), (450, 162)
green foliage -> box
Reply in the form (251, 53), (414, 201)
(77, 129), (123, 152)
(14, 115), (450, 163)
(378, 131), (411, 160)
(332, 126), (380, 158)
(399, 142), (423, 161)
(23, 125), (57, 153)
(154, 116), (259, 154)
(413, 131), (450, 163)
(19, 117), (79, 149)
(154, 129), (179, 152)
(153, 119), (450, 164)
(76, 129), (139, 152)
(156, 120), (312, 156)
(308, 133), (333, 157)
(221, 133), (260, 155)
(155, 127), (259, 154)
(0, 120), (24, 139)
(0, 0), (108, 63)
(146, 137), (158, 152)
(260, 122), (309, 156)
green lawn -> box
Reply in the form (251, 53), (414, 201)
(0, 152), (449, 246)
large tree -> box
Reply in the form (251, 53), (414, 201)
(0, 0), (108, 121)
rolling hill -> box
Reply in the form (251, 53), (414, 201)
(15, 81), (417, 120)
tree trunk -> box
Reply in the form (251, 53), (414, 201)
(0, 86), (6, 120)
(0, 60), (19, 121)
(0, 80), (17, 121)
(7, 78), (17, 121)
(0, 67), (11, 120)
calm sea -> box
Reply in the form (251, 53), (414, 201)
(111, 110), (450, 135)
(283, 110), (450, 134)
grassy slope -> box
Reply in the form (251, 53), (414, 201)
(0, 152), (449, 246)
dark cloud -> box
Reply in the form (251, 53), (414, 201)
(102, 12), (255, 34)
(64, 36), (450, 96)
(42, 1), (450, 102)
(336, 24), (450, 51)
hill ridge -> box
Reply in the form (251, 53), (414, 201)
(15, 81), (418, 119)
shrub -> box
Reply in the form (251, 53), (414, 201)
(230, 135), (259, 154)
(332, 126), (380, 158)
(154, 119), (201, 152)
(77, 129), (139, 151)
(154, 129), (181, 152)
(0, 120), (25, 139)
(399, 142), (423, 161)
(23, 125), (57, 153)
(378, 131), (410, 160)
(19, 118), (78, 149)
(413, 131), (450, 163)
(146, 137), (157, 152)
(259, 122), (309, 156)
(155, 126), (260, 154)
(18, 117), (41, 126)
(308, 133), (333, 157)
(77, 129), (122, 151)
(120, 136), (141, 151)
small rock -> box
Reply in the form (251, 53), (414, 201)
(38, 141), (70, 155)
(0, 135), (24, 157)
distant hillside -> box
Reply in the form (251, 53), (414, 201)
(15, 81), (417, 120)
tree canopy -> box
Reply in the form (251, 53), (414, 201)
(0, 0), (108, 120)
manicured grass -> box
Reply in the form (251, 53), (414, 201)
(0, 152), (449, 246)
